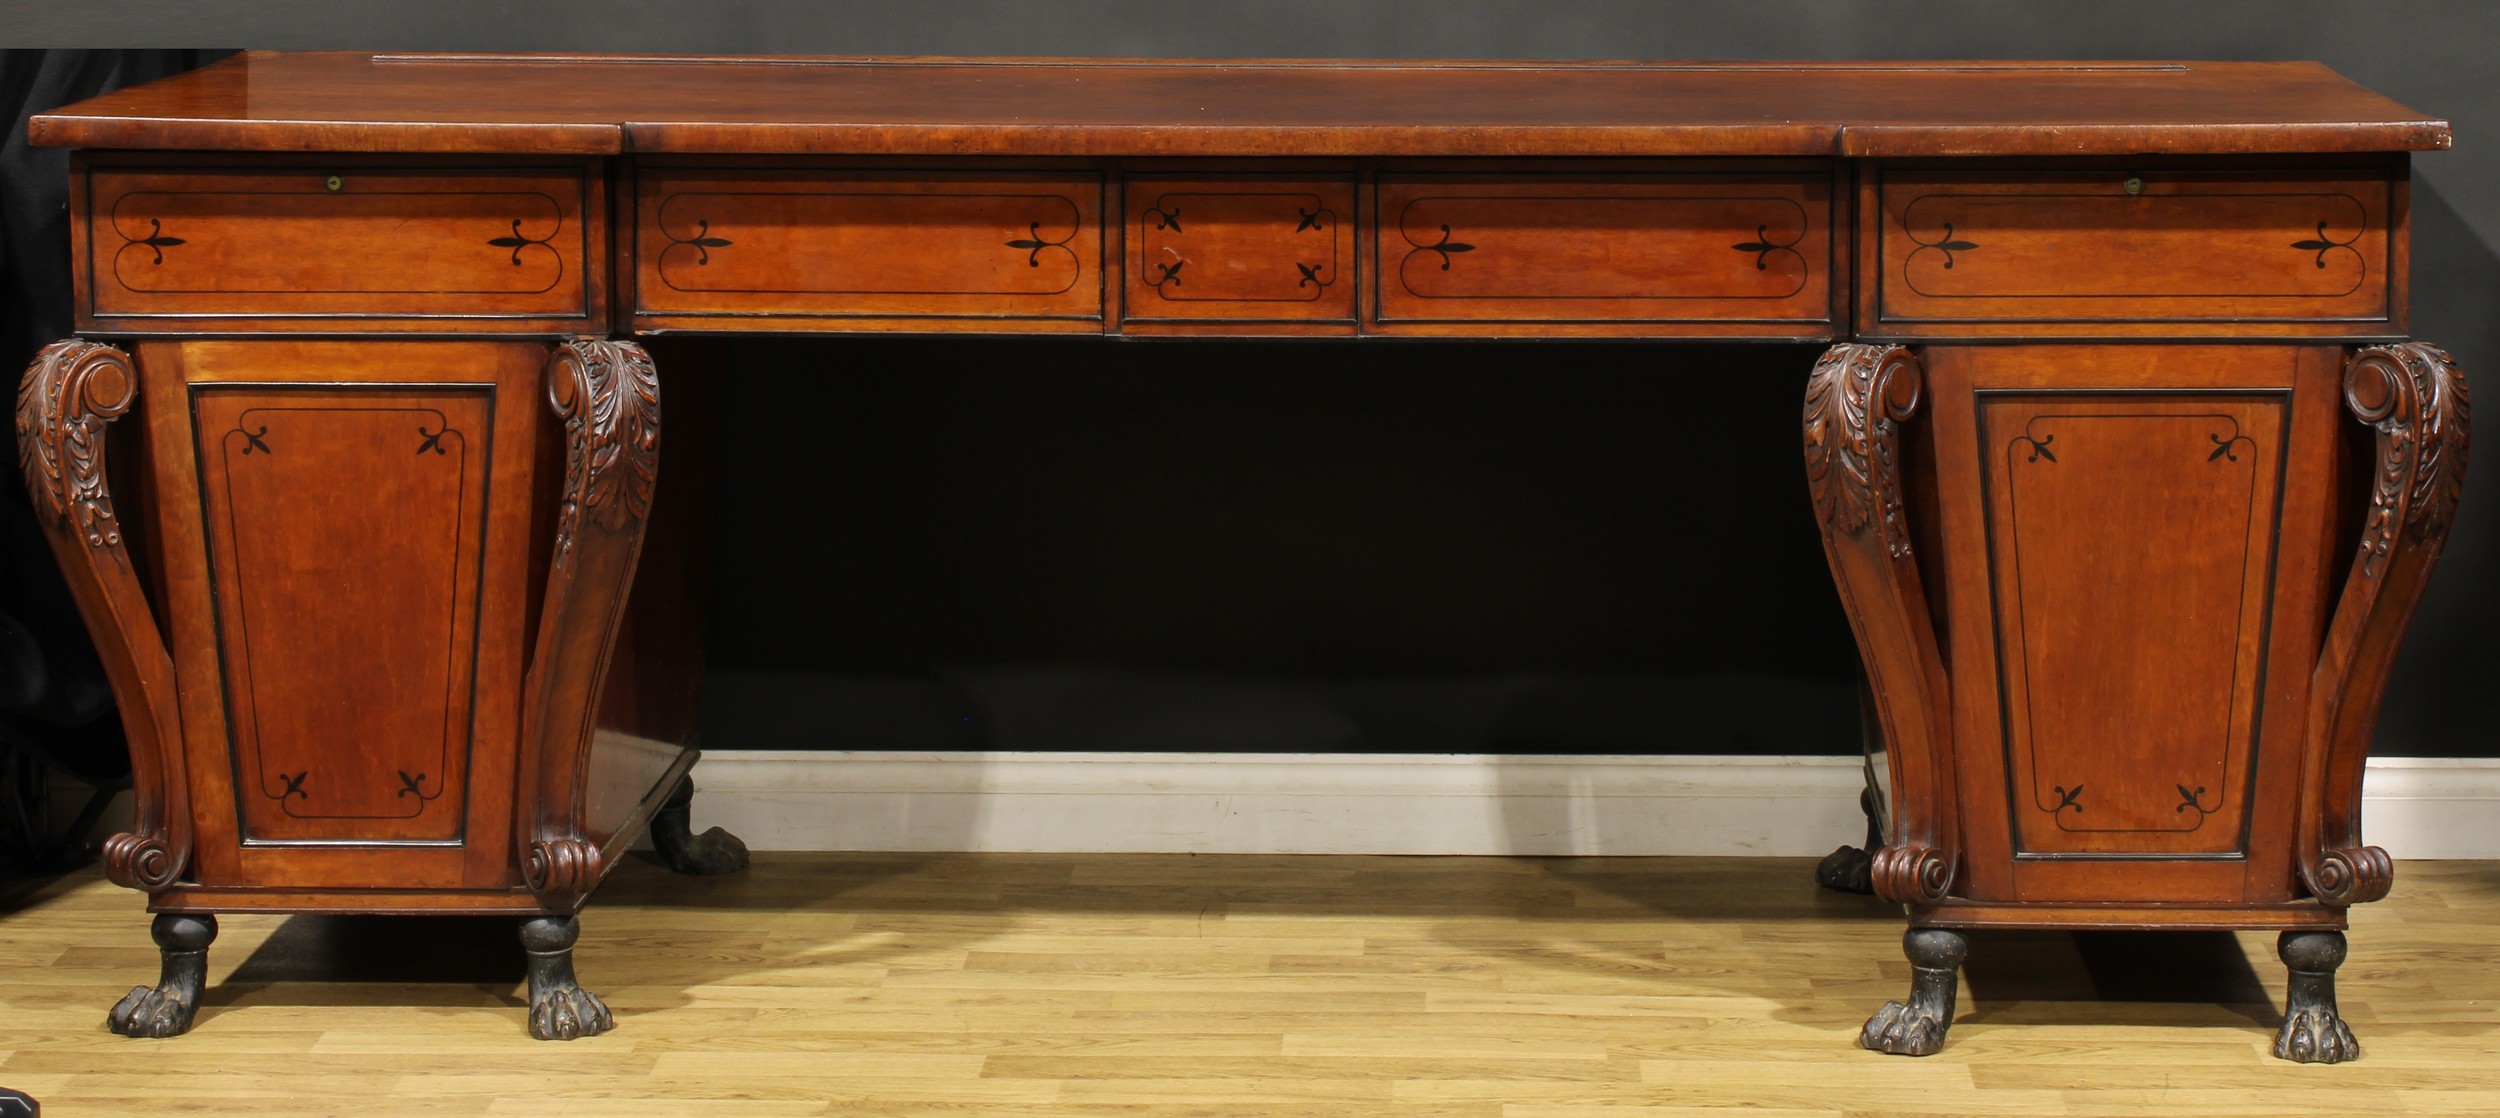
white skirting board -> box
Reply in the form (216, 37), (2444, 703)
(684, 751), (2500, 859)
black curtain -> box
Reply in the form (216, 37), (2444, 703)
(0, 50), (230, 868)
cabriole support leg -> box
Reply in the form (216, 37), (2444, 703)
(107, 913), (216, 1038)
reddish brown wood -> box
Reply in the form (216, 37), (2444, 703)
(1803, 344), (1956, 907)
(1867, 165), (2401, 338)
(2297, 342), (2469, 906)
(71, 155), (608, 336)
(28, 54), (2449, 158)
(14, 53), (2466, 1050)
(631, 169), (1105, 330)
(517, 340), (667, 911)
(14, 340), (190, 892)
(125, 340), (552, 895)
(1371, 174), (1834, 336)
(1122, 177), (1355, 324)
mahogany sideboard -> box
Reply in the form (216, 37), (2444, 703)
(19, 53), (2465, 1060)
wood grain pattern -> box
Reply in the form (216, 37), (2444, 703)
(79, 163), (597, 330)
(26, 53), (2452, 157)
(1917, 345), (2349, 909)
(1372, 175), (1832, 333)
(1124, 178), (1354, 323)
(13, 340), (191, 892)
(193, 385), (493, 845)
(7, 853), (2500, 1114)
(1871, 168), (2398, 336)
(633, 170), (1103, 328)
(127, 340), (553, 896)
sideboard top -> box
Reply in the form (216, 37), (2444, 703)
(29, 52), (2451, 158)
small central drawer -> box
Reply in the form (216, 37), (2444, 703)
(633, 169), (1104, 329)
(1865, 167), (2400, 337)
(1368, 173), (1834, 336)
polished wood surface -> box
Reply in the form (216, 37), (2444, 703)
(17, 52), (2467, 1052)
(1868, 165), (2404, 337)
(7, 853), (2500, 1115)
(29, 53), (2452, 157)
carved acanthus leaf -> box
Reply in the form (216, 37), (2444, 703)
(15, 339), (138, 552)
(547, 340), (661, 571)
(1803, 343), (1923, 559)
(2346, 343), (2470, 579)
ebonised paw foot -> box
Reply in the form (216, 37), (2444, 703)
(107, 913), (215, 1039)
(107, 982), (199, 1038)
(651, 776), (750, 876)
(1860, 926), (1966, 1057)
(2275, 930), (2359, 1063)
(1860, 996), (1951, 1056)
(1816, 845), (1875, 895)
(521, 915), (614, 1041)
(2276, 1004), (2359, 1064)
(528, 982), (615, 1041)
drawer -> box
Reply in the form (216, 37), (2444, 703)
(1370, 174), (1833, 334)
(634, 170), (1104, 327)
(1868, 169), (2398, 336)
(1123, 178), (1354, 324)
(80, 165), (597, 329)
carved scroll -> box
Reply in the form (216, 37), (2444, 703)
(517, 340), (659, 907)
(1804, 344), (1956, 906)
(14, 340), (190, 890)
(2298, 342), (2468, 906)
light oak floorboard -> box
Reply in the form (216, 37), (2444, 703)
(3, 853), (2497, 1115)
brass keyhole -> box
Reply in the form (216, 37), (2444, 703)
(2122, 176), (2145, 196)
(325, 175), (345, 192)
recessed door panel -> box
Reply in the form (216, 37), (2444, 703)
(194, 385), (495, 844)
(1977, 393), (2287, 858)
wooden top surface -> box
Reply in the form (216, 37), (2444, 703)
(30, 52), (2451, 158)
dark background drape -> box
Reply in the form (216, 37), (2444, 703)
(0, 3), (2492, 771)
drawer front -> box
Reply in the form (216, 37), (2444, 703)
(1872, 169), (2397, 333)
(1125, 179), (1354, 323)
(635, 170), (1104, 324)
(1371, 175), (1832, 329)
(83, 166), (594, 324)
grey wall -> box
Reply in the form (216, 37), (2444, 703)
(10, 3), (2497, 757)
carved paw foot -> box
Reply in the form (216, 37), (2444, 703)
(651, 776), (751, 876)
(2275, 1005), (2359, 1064)
(106, 983), (199, 1038)
(528, 982), (615, 1041)
(1815, 844), (1875, 894)
(1860, 997), (1950, 1056)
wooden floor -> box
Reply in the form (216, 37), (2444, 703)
(4, 853), (2499, 1116)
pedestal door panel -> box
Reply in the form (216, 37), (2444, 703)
(140, 340), (553, 893)
(1924, 345), (2347, 906)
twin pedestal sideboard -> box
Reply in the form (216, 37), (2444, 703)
(17, 53), (2466, 1061)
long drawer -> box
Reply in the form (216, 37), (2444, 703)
(1368, 173), (1836, 337)
(78, 163), (600, 333)
(1865, 167), (2402, 337)
(632, 169), (1106, 330)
